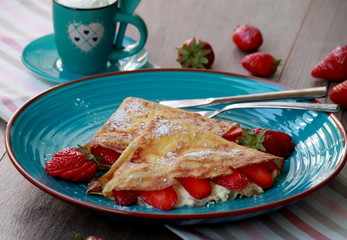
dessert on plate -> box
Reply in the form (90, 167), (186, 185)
(45, 97), (295, 211)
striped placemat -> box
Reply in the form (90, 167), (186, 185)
(0, 0), (155, 123)
(0, 0), (54, 122)
(1, 1), (347, 240)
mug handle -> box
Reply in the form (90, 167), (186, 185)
(110, 12), (148, 60)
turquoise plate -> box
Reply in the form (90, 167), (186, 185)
(21, 34), (149, 84)
(5, 69), (347, 225)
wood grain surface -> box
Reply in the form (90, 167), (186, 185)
(1, 0), (347, 239)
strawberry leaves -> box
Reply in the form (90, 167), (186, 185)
(237, 128), (267, 151)
(78, 145), (100, 164)
(176, 38), (215, 69)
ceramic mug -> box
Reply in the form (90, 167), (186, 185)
(53, 0), (147, 74)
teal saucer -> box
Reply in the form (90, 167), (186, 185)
(21, 34), (149, 84)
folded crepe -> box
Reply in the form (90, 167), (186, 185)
(83, 97), (239, 155)
(88, 117), (284, 200)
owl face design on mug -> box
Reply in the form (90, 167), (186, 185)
(68, 22), (104, 52)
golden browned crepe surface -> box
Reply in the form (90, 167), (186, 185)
(83, 97), (239, 154)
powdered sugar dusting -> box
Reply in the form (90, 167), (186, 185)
(107, 99), (152, 130)
(153, 121), (171, 136)
(152, 119), (187, 137)
(182, 150), (239, 158)
(127, 98), (151, 117)
(109, 109), (132, 129)
(183, 150), (220, 157)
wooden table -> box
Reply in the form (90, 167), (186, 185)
(1, 0), (347, 239)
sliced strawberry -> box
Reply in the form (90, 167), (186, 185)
(222, 127), (243, 142)
(177, 177), (211, 199)
(59, 160), (88, 180)
(52, 147), (83, 157)
(90, 146), (120, 168)
(45, 149), (86, 176)
(139, 186), (177, 210)
(212, 168), (249, 190)
(72, 161), (97, 182)
(112, 190), (138, 206)
(45, 146), (99, 182)
(238, 164), (273, 189)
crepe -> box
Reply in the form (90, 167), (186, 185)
(88, 117), (284, 199)
(83, 97), (239, 155)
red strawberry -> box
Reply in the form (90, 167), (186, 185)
(71, 163), (97, 182)
(239, 164), (273, 189)
(45, 146), (99, 182)
(90, 146), (120, 169)
(222, 127), (243, 142)
(262, 160), (280, 171)
(62, 161), (97, 182)
(232, 25), (263, 52)
(177, 177), (211, 199)
(237, 128), (295, 159)
(253, 128), (295, 159)
(212, 168), (249, 190)
(242, 52), (281, 77)
(177, 38), (215, 69)
(139, 186), (177, 210)
(113, 190), (138, 206)
(311, 45), (347, 82)
(329, 80), (347, 109)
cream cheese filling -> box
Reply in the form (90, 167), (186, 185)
(173, 182), (263, 208)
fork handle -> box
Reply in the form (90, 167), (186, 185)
(220, 101), (340, 113)
(212, 87), (327, 105)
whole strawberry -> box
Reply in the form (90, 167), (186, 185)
(45, 146), (99, 182)
(232, 25), (263, 52)
(311, 45), (347, 82)
(228, 127), (295, 159)
(252, 128), (295, 159)
(242, 52), (281, 77)
(329, 80), (347, 109)
(176, 38), (215, 69)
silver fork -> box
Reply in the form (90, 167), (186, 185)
(195, 101), (340, 118)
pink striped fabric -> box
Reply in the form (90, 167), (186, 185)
(1, 1), (347, 240)
(0, 0), (53, 122)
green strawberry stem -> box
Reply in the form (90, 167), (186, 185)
(176, 38), (211, 69)
(237, 128), (267, 151)
(273, 59), (282, 70)
(78, 145), (100, 165)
